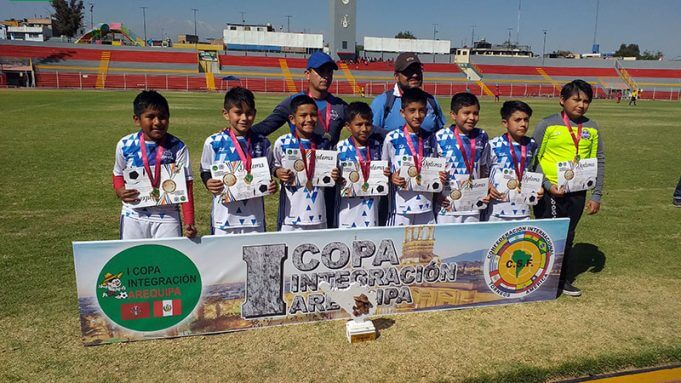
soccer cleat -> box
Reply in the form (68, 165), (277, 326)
(673, 199), (681, 208)
(561, 281), (582, 297)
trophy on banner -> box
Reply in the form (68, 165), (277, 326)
(319, 281), (378, 343)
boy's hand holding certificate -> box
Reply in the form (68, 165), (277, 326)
(283, 149), (338, 188)
(340, 160), (389, 197)
(210, 157), (271, 203)
(445, 175), (488, 212)
(123, 163), (188, 208)
(557, 158), (597, 193)
(495, 168), (543, 205)
(399, 156), (446, 192)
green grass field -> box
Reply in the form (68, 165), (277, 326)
(1, 89), (680, 382)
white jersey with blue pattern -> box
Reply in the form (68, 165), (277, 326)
(381, 128), (438, 215)
(200, 130), (271, 231)
(488, 135), (539, 218)
(435, 126), (491, 217)
(336, 137), (383, 228)
(271, 133), (331, 227)
(113, 132), (193, 223)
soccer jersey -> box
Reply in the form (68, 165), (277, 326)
(435, 126), (491, 217)
(200, 130), (270, 232)
(271, 133), (331, 228)
(336, 136), (384, 228)
(382, 128), (438, 216)
(488, 135), (539, 219)
(532, 112), (605, 202)
(113, 132), (193, 223)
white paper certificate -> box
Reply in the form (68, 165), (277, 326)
(282, 149), (337, 188)
(340, 160), (389, 197)
(210, 157), (271, 203)
(557, 158), (597, 193)
(399, 156), (446, 192)
(494, 168), (543, 205)
(123, 163), (188, 208)
(445, 176), (489, 212)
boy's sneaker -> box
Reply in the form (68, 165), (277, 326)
(561, 281), (582, 297)
(673, 199), (681, 208)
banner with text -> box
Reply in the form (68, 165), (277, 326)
(73, 219), (569, 345)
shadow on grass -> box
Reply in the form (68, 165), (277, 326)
(567, 243), (606, 283)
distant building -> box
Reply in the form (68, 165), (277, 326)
(454, 39), (534, 58)
(4, 18), (53, 41)
(0, 24), (6, 40)
(177, 34), (198, 44)
(223, 23), (322, 54)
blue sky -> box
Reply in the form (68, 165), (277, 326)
(3, 0), (681, 59)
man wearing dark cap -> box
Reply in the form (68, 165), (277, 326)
(251, 51), (348, 147)
(370, 52), (445, 133)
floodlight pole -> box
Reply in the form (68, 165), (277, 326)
(89, 2), (93, 29)
(192, 8), (199, 39)
(470, 25), (476, 46)
(140, 6), (147, 43)
(542, 29), (547, 66)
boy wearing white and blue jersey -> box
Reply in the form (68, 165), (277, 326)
(113, 90), (196, 239)
(487, 101), (544, 221)
(200, 87), (276, 235)
(336, 102), (386, 228)
(382, 88), (445, 226)
(271, 95), (339, 231)
(435, 92), (491, 223)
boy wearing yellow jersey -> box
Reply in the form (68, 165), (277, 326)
(532, 80), (605, 298)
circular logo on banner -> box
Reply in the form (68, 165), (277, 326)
(96, 245), (202, 332)
(484, 226), (555, 298)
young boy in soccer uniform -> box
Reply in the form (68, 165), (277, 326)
(200, 87), (276, 235)
(336, 102), (385, 228)
(487, 101), (543, 221)
(113, 90), (196, 239)
(533, 79), (605, 297)
(271, 95), (339, 231)
(382, 88), (445, 226)
(435, 92), (491, 224)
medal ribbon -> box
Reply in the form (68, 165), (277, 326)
(453, 127), (477, 177)
(403, 125), (423, 173)
(228, 128), (252, 174)
(561, 111), (583, 161)
(294, 131), (317, 182)
(350, 136), (371, 182)
(139, 132), (164, 189)
(505, 133), (527, 182)
(308, 93), (332, 133)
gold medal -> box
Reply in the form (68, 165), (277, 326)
(415, 174), (422, 185)
(306, 180), (313, 190)
(450, 189), (462, 200)
(293, 159), (305, 172)
(564, 169), (575, 181)
(348, 171), (360, 183)
(223, 173), (237, 187)
(407, 166), (418, 178)
(361, 182), (369, 192)
(150, 187), (160, 201)
(506, 179), (519, 190)
(162, 179), (176, 193)
(573, 154), (581, 164)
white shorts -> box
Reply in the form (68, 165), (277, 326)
(120, 216), (182, 240)
(213, 226), (264, 235)
(280, 222), (327, 231)
(437, 214), (480, 224)
(488, 215), (530, 222)
(388, 212), (435, 226)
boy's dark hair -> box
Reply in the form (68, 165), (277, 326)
(450, 92), (480, 113)
(500, 100), (533, 120)
(345, 101), (373, 122)
(133, 90), (169, 117)
(401, 87), (428, 108)
(224, 87), (255, 110)
(290, 94), (317, 114)
(560, 79), (593, 102)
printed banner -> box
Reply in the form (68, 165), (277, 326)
(73, 219), (569, 345)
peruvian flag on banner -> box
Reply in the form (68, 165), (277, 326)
(153, 299), (182, 317)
